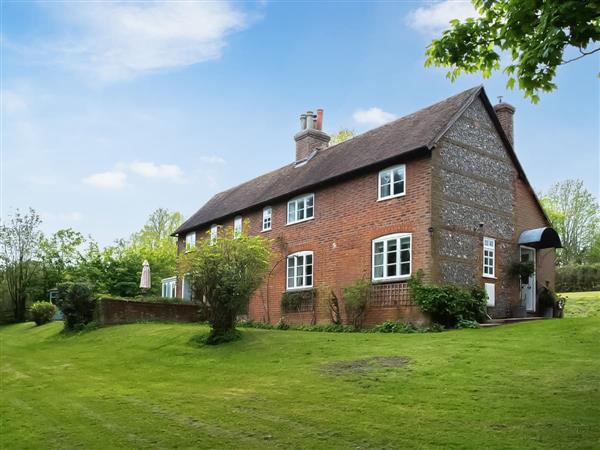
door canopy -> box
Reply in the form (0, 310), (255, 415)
(518, 227), (562, 249)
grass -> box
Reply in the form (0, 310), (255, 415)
(561, 290), (600, 318)
(1, 319), (599, 449)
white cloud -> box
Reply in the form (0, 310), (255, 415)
(353, 107), (397, 127)
(128, 161), (183, 181)
(42, 211), (83, 222)
(83, 171), (127, 190)
(407, 1), (478, 34)
(49, 2), (249, 81)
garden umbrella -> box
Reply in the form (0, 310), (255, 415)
(139, 260), (151, 291)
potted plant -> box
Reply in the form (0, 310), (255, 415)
(508, 261), (535, 284)
(538, 285), (556, 318)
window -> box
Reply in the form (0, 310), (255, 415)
(185, 232), (196, 251)
(234, 216), (242, 239)
(161, 277), (176, 298)
(485, 282), (495, 307)
(210, 224), (218, 244)
(182, 275), (191, 302)
(378, 164), (406, 200)
(262, 207), (272, 231)
(372, 233), (412, 281)
(286, 251), (313, 290)
(287, 193), (314, 224)
(483, 237), (495, 278)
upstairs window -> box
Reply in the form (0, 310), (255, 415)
(287, 251), (313, 290)
(234, 216), (242, 239)
(372, 233), (411, 281)
(185, 232), (196, 251)
(210, 224), (218, 244)
(287, 193), (314, 224)
(378, 164), (406, 200)
(483, 237), (495, 278)
(262, 207), (272, 231)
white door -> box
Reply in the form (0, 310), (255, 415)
(520, 246), (536, 312)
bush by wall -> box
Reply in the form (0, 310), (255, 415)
(29, 301), (56, 326)
(409, 275), (487, 328)
(56, 282), (96, 331)
(556, 264), (600, 292)
(343, 278), (370, 328)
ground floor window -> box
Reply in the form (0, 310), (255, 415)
(372, 233), (411, 281)
(287, 251), (313, 290)
(161, 277), (176, 298)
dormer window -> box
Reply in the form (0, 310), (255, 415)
(378, 164), (405, 200)
(185, 232), (196, 251)
(287, 194), (314, 225)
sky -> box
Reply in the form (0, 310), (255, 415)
(1, 1), (598, 246)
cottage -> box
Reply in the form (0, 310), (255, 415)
(167, 86), (561, 325)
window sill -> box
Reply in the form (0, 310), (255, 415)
(285, 287), (314, 292)
(482, 275), (497, 280)
(371, 275), (411, 284)
(377, 192), (406, 202)
(286, 217), (315, 226)
(261, 228), (272, 233)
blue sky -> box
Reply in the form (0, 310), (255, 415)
(1, 1), (598, 246)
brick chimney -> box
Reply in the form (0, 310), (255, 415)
(294, 109), (330, 162)
(493, 102), (516, 147)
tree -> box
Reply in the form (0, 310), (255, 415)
(130, 208), (183, 248)
(37, 228), (85, 296)
(330, 128), (355, 145)
(0, 209), (43, 322)
(180, 225), (271, 344)
(540, 180), (599, 265)
(425, 0), (600, 102)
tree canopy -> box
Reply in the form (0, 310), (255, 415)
(425, 0), (600, 102)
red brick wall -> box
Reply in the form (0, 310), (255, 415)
(179, 155), (433, 325)
(96, 298), (200, 325)
(514, 178), (555, 311)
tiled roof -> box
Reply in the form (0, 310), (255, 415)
(174, 86), (483, 235)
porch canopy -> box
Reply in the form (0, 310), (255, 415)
(518, 227), (562, 249)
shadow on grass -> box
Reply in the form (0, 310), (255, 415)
(188, 328), (242, 347)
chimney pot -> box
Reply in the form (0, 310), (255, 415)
(316, 109), (323, 131)
(294, 109), (330, 162)
(494, 102), (516, 147)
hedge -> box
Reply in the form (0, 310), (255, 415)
(556, 264), (600, 292)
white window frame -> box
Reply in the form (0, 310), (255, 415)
(262, 207), (272, 232)
(286, 251), (314, 290)
(287, 193), (315, 225)
(378, 164), (406, 201)
(210, 224), (218, 244)
(483, 237), (496, 278)
(233, 216), (242, 239)
(371, 233), (412, 282)
(185, 232), (196, 251)
(161, 277), (176, 298)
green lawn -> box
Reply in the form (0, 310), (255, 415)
(561, 291), (600, 318)
(1, 319), (599, 449)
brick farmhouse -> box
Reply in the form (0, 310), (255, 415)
(168, 86), (561, 326)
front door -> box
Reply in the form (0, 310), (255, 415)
(520, 246), (536, 312)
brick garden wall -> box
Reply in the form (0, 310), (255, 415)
(96, 298), (200, 325)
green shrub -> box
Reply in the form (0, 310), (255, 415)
(280, 289), (315, 313)
(275, 317), (290, 330)
(29, 301), (56, 326)
(409, 274), (487, 328)
(56, 282), (96, 331)
(343, 278), (371, 328)
(237, 320), (274, 329)
(456, 319), (480, 329)
(538, 286), (557, 309)
(556, 264), (600, 292)
(371, 321), (419, 333)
